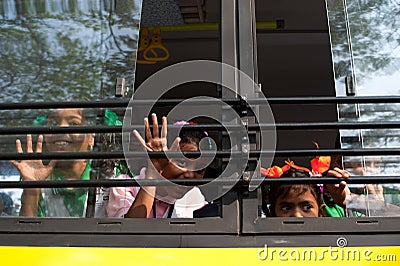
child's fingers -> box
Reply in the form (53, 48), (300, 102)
(184, 171), (204, 179)
(161, 116), (168, 150)
(9, 160), (19, 168)
(48, 160), (57, 169)
(15, 139), (23, 153)
(144, 117), (152, 142)
(341, 170), (350, 178)
(169, 137), (181, 151)
(152, 113), (159, 138)
(327, 167), (350, 178)
(133, 130), (152, 152)
(161, 116), (167, 139)
(26, 134), (33, 153)
(11, 138), (24, 169)
(35, 135), (44, 153)
(326, 169), (341, 178)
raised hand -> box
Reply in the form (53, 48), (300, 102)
(133, 114), (182, 177)
(10, 134), (56, 181)
(325, 167), (350, 207)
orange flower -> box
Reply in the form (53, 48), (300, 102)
(310, 156), (331, 174)
(310, 141), (331, 174)
(261, 165), (290, 178)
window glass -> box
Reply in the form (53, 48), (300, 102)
(326, 0), (400, 216)
(0, 0), (141, 217)
(0, 0), (141, 102)
(255, 0), (342, 219)
(0, 0), (225, 220)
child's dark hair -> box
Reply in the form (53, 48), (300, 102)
(174, 120), (217, 177)
(179, 129), (209, 147)
(175, 121), (213, 150)
(262, 168), (323, 217)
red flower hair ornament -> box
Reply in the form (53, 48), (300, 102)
(260, 165), (290, 178)
(261, 142), (331, 178)
(310, 141), (331, 175)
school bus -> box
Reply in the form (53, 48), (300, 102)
(0, 0), (399, 265)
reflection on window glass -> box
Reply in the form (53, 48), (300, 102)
(344, 156), (400, 217)
(0, 0), (142, 102)
(0, 0), (141, 217)
(0, 0), (224, 219)
(0, 184), (21, 216)
(0, 0), (142, 218)
(327, 0), (400, 217)
(327, 0), (400, 96)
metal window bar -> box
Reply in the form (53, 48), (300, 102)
(2, 121), (400, 135)
(2, 148), (400, 161)
(0, 176), (396, 189)
(3, 95), (400, 110)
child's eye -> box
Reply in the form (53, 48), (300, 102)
(302, 204), (313, 212)
(68, 120), (81, 126)
(280, 205), (291, 211)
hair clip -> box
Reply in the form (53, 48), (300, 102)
(261, 142), (331, 179)
(174, 120), (192, 126)
(261, 165), (290, 178)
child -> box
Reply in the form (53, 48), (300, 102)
(11, 108), (95, 217)
(106, 114), (213, 218)
(265, 168), (325, 217)
(262, 160), (348, 217)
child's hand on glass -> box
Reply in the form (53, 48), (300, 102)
(133, 113), (185, 179)
(10, 134), (56, 181)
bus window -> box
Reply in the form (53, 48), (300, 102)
(251, 0), (342, 220)
(0, 0), (240, 234)
(326, 0), (400, 216)
(113, 0), (234, 223)
(255, 0), (339, 166)
(0, 0), (142, 218)
(242, 0), (400, 235)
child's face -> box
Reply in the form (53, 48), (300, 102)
(274, 189), (320, 217)
(157, 142), (205, 201)
(44, 109), (94, 153)
(161, 142), (205, 180)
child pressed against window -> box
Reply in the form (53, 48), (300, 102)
(266, 169), (325, 217)
(11, 108), (95, 217)
(261, 158), (350, 218)
(106, 113), (215, 218)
